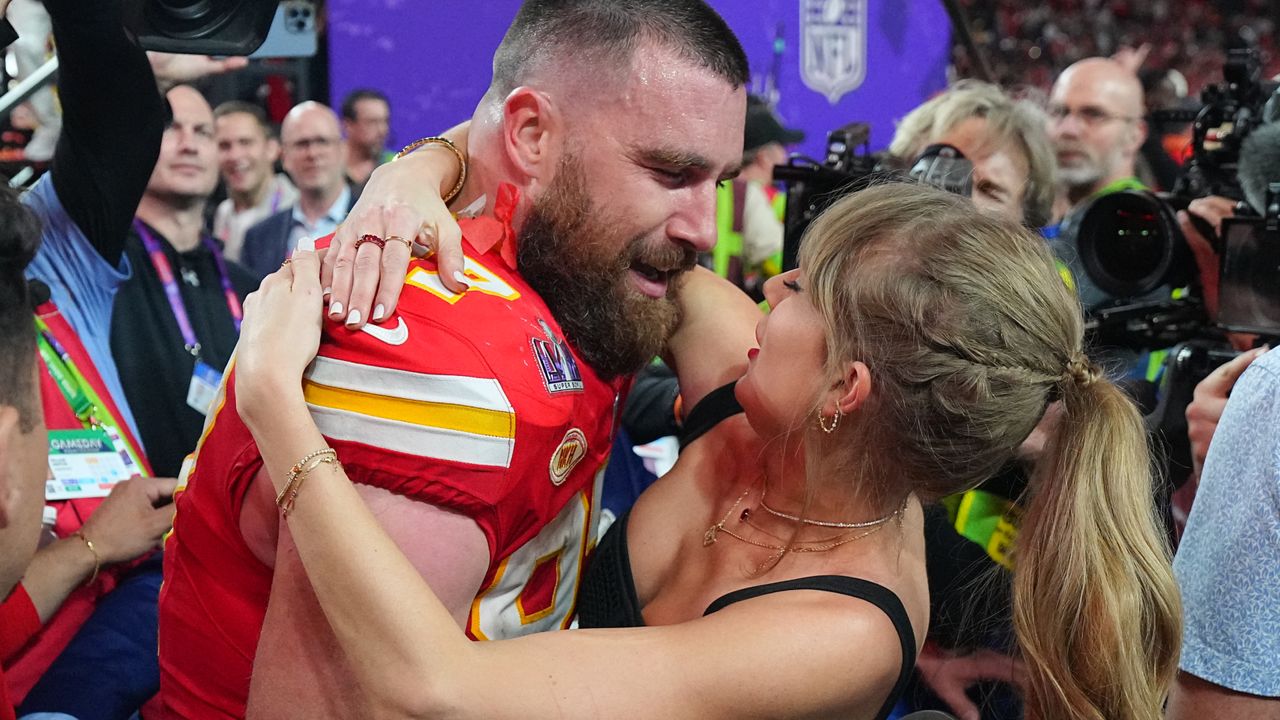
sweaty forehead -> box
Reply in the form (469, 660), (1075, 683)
(596, 45), (746, 170)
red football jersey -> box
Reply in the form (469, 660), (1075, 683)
(157, 211), (628, 718)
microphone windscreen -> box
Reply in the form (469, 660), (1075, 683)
(1238, 122), (1280, 215)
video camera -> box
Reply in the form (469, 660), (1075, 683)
(773, 122), (975, 271)
(1071, 47), (1280, 350)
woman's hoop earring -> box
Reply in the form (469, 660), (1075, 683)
(817, 408), (841, 434)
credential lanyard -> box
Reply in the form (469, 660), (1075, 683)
(34, 315), (147, 474)
(133, 219), (243, 358)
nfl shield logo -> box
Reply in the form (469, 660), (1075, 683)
(801, 0), (868, 104)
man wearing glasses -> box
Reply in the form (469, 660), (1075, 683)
(1047, 57), (1148, 214)
(242, 102), (358, 278)
(1044, 59), (1155, 315)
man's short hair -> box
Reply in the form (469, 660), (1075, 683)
(0, 185), (41, 431)
(890, 80), (1057, 228)
(340, 89), (390, 121)
(490, 0), (748, 98)
(213, 100), (273, 138)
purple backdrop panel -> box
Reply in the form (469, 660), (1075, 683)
(329, 1), (952, 156)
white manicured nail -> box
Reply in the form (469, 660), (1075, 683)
(373, 304), (386, 321)
(346, 308), (362, 326)
(329, 300), (344, 317)
(453, 271), (470, 289)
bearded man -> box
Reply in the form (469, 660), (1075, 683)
(155, 1), (747, 718)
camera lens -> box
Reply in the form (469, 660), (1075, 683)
(1077, 190), (1182, 298)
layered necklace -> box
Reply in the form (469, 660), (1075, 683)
(703, 481), (906, 573)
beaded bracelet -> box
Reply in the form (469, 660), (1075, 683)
(276, 448), (341, 517)
(395, 136), (468, 204)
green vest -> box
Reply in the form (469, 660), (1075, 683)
(708, 181), (787, 289)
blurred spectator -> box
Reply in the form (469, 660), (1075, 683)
(2, 0), (244, 714)
(1043, 57), (1165, 335)
(889, 79), (1056, 228)
(952, 0), (1280, 100)
(1047, 58), (1147, 214)
(341, 88), (393, 191)
(242, 101), (355, 278)
(0, 170), (44, 720)
(211, 101), (298, 262)
(702, 95), (801, 298)
(109, 85), (258, 480)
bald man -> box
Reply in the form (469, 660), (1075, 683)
(1048, 58), (1148, 211)
(1044, 59), (1158, 312)
(241, 101), (358, 278)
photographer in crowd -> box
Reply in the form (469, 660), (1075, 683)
(888, 79), (1056, 230)
(1045, 58), (1155, 310)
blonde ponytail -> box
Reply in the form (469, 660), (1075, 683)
(798, 183), (1181, 719)
(1013, 374), (1182, 720)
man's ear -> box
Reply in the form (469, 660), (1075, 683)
(501, 87), (561, 185)
(832, 360), (872, 416)
(0, 407), (19, 530)
(1127, 117), (1149, 156)
(266, 137), (281, 164)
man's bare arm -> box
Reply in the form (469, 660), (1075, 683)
(242, 474), (490, 718)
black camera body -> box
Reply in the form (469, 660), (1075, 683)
(1073, 47), (1280, 350)
(773, 124), (974, 272)
(773, 122), (884, 273)
(1162, 48), (1280, 202)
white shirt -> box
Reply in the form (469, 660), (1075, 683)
(287, 185), (351, 255)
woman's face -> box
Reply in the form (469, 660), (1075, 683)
(735, 267), (831, 438)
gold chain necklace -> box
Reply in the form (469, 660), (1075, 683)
(758, 482), (902, 529)
(703, 483), (906, 571)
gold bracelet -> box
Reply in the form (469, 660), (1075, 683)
(394, 136), (468, 204)
(74, 531), (100, 586)
(276, 449), (341, 517)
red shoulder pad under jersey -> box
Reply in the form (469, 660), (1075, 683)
(304, 223), (627, 562)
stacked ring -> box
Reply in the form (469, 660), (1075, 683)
(384, 235), (412, 250)
(355, 234), (386, 250)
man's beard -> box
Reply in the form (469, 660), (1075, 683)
(1057, 160), (1102, 190)
(517, 155), (696, 380)
(1056, 144), (1108, 191)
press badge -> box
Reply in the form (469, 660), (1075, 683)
(186, 361), (223, 415)
(46, 428), (133, 500)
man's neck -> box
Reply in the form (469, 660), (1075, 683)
(298, 184), (345, 224)
(136, 194), (207, 252)
(231, 176), (273, 212)
(346, 145), (379, 186)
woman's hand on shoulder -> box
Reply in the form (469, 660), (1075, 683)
(236, 251), (325, 432)
(322, 139), (468, 328)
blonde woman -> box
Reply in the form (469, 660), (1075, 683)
(228, 181), (1179, 720)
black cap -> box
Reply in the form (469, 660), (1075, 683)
(743, 96), (805, 153)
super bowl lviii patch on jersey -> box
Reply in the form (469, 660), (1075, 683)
(531, 335), (584, 394)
